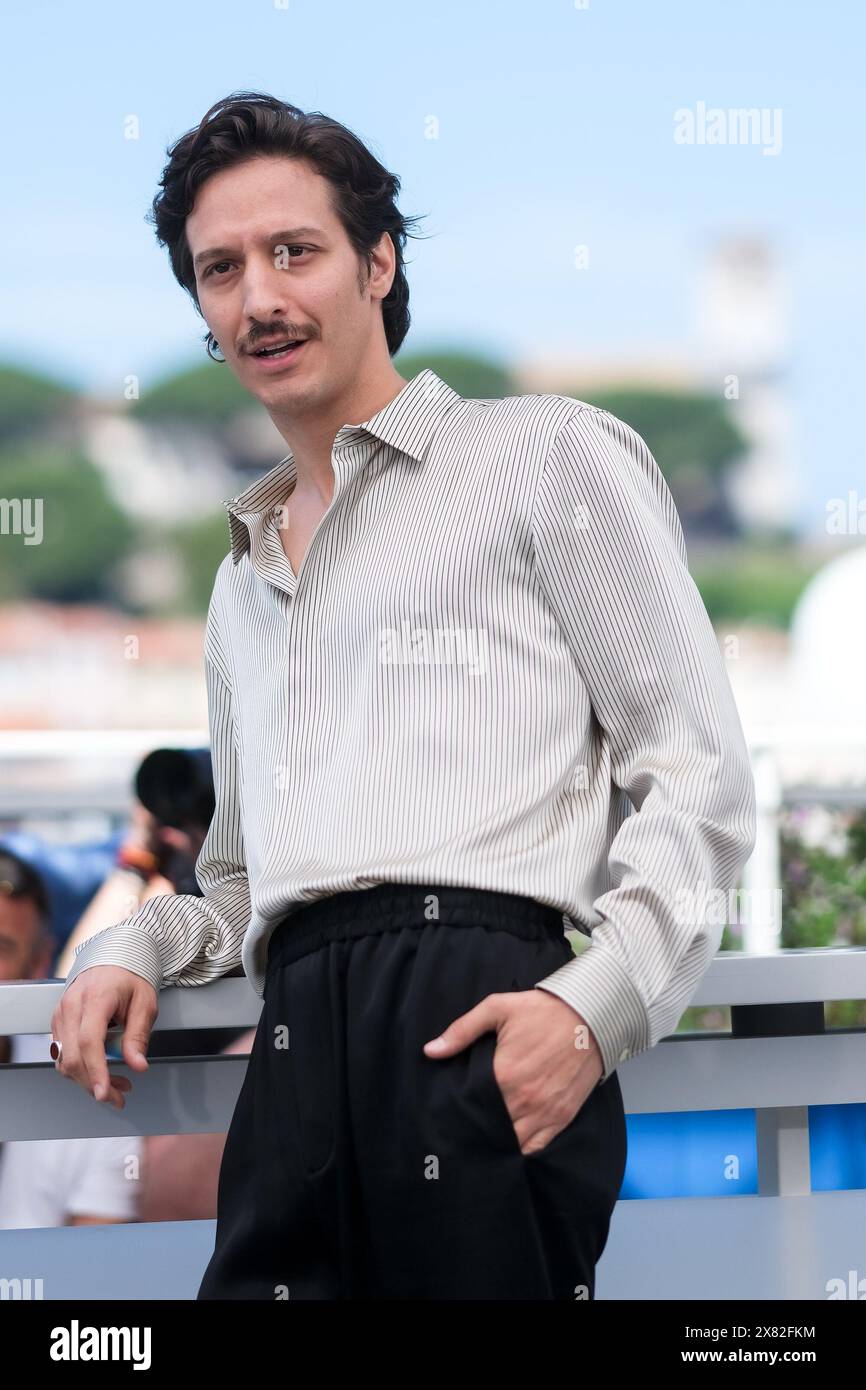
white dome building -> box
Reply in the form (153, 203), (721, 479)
(788, 545), (866, 729)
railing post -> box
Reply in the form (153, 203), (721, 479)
(742, 743), (783, 953)
(755, 1106), (812, 1196)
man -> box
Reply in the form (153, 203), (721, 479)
(50, 91), (756, 1299)
(0, 850), (142, 1229)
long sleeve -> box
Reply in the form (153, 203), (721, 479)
(530, 405), (756, 1082)
(62, 589), (251, 995)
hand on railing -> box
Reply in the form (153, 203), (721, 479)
(49, 967), (158, 1110)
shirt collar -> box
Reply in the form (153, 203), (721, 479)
(223, 367), (462, 564)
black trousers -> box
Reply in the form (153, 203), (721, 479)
(196, 882), (627, 1300)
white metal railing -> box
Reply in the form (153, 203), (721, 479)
(2, 949), (866, 1300)
(4, 725), (866, 1296)
(742, 722), (866, 952)
(3, 950), (866, 1180)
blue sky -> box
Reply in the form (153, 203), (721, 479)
(3, 0), (863, 537)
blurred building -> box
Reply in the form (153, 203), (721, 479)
(695, 236), (800, 535)
(518, 234), (800, 540)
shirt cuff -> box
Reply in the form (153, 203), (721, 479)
(63, 925), (164, 996)
(534, 943), (646, 1083)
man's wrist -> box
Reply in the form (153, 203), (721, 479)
(64, 924), (164, 995)
(534, 944), (645, 1081)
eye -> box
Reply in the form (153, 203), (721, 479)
(203, 247), (310, 279)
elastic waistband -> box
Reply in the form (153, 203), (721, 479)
(267, 881), (565, 971)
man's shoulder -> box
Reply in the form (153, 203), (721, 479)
(207, 551), (237, 613)
(453, 392), (620, 486)
(463, 388), (607, 442)
(214, 550), (235, 586)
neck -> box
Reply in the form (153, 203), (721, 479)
(269, 365), (407, 500)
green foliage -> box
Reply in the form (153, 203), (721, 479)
(678, 1003), (731, 1036)
(563, 386), (749, 538)
(780, 808), (866, 950)
(130, 350), (518, 430)
(570, 387), (747, 486)
(393, 349), (516, 400)
(170, 511), (234, 614)
(0, 442), (134, 602)
(131, 360), (254, 422)
(665, 808), (866, 1038)
(690, 545), (822, 628)
(0, 354), (820, 631)
(0, 363), (77, 444)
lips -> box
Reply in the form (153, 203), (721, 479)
(252, 339), (305, 357)
(248, 338), (309, 372)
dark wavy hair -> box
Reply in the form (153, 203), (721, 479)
(146, 90), (428, 357)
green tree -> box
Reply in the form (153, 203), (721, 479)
(780, 808), (866, 950)
(0, 364), (78, 444)
(568, 388), (748, 536)
(393, 349), (516, 400)
(690, 544), (822, 628)
(131, 360), (252, 424)
(171, 510), (234, 615)
(0, 443), (134, 603)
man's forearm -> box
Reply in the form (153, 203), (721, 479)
(62, 874), (251, 995)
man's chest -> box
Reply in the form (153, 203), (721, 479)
(224, 456), (541, 683)
(273, 493), (330, 581)
(217, 458), (582, 769)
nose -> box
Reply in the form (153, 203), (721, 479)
(241, 251), (300, 339)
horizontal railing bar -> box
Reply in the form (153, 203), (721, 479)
(3, 1031), (866, 1141)
(4, 947), (866, 1036)
(7, 721), (866, 755)
(618, 1031), (866, 1113)
(0, 730), (209, 756)
(7, 1193), (866, 1301)
(0, 974), (261, 1035)
(0, 1055), (247, 1141)
(686, 946), (866, 1006)
(746, 722), (866, 746)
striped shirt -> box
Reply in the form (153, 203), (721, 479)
(63, 366), (756, 1081)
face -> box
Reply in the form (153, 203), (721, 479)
(0, 894), (53, 982)
(186, 155), (396, 416)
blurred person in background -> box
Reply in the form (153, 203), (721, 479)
(55, 799), (180, 979)
(56, 747), (254, 1224)
(0, 848), (142, 1228)
(136, 1024), (256, 1223)
(59, 747), (248, 1058)
(58, 747), (217, 978)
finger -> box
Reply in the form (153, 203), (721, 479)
(120, 988), (157, 1071)
(52, 990), (87, 1088)
(88, 1025), (128, 1106)
(78, 998), (118, 1101)
(424, 993), (502, 1055)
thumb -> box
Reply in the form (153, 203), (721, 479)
(423, 994), (501, 1058)
(120, 990), (156, 1071)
